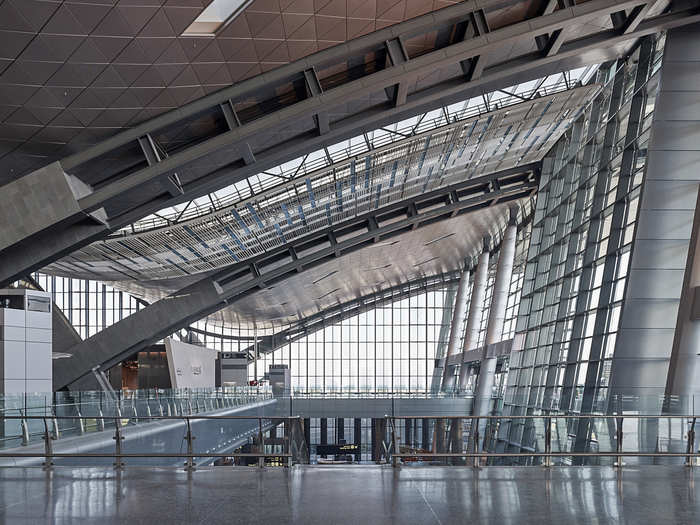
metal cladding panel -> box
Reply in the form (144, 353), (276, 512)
(0, 341), (25, 380)
(164, 337), (217, 389)
(625, 269), (685, 300)
(630, 239), (690, 271)
(610, 22), (700, 399)
(0, 162), (81, 251)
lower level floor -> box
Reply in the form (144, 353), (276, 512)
(0, 465), (698, 524)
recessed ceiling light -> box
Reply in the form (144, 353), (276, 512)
(183, 0), (252, 36)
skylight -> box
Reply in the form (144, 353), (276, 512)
(183, 0), (251, 36)
(121, 65), (601, 234)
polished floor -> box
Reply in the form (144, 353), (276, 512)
(0, 465), (698, 524)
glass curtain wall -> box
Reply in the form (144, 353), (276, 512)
(255, 287), (456, 392)
(499, 35), (665, 453)
(32, 273), (147, 339)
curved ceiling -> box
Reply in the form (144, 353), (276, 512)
(114, 199), (519, 329)
(43, 83), (596, 284)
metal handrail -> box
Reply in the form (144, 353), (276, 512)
(0, 415), (303, 471)
(383, 414), (700, 468)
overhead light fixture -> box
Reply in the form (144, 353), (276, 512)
(363, 264), (391, 271)
(183, 0), (252, 36)
(371, 240), (400, 248)
(424, 232), (456, 246)
(312, 270), (338, 285)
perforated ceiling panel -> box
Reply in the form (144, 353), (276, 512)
(42, 83), (595, 283)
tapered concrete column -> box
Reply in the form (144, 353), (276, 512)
(473, 214), (517, 450)
(441, 268), (471, 391)
(611, 24), (700, 404)
(457, 241), (490, 390)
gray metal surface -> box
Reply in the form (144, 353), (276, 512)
(1, 0), (694, 288)
(610, 22), (700, 399)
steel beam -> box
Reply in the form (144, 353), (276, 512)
(75, 0), (668, 210)
(1, 1), (696, 287)
(54, 165), (538, 389)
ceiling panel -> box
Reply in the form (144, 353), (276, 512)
(0, 0), (471, 184)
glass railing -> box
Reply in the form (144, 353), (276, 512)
(0, 387), (273, 450)
(380, 414), (699, 468)
(503, 393), (700, 416)
(0, 415), (308, 469)
(0, 413), (695, 470)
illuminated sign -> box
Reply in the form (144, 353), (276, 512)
(316, 444), (360, 455)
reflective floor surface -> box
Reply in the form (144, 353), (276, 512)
(0, 465), (698, 524)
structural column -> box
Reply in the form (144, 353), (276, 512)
(371, 418), (386, 463)
(405, 419), (413, 448)
(421, 419), (431, 451)
(320, 418), (327, 458)
(441, 268), (471, 391)
(304, 418), (311, 455)
(610, 24), (700, 405)
(336, 418), (345, 443)
(473, 212), (517, 451)
(458, 240), (491, 390)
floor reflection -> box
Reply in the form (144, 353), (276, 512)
(0, 466), (697, 524)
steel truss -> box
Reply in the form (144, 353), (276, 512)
(2, 0), (698, 286)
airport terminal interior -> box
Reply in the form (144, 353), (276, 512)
(1, 0), (700, 523)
